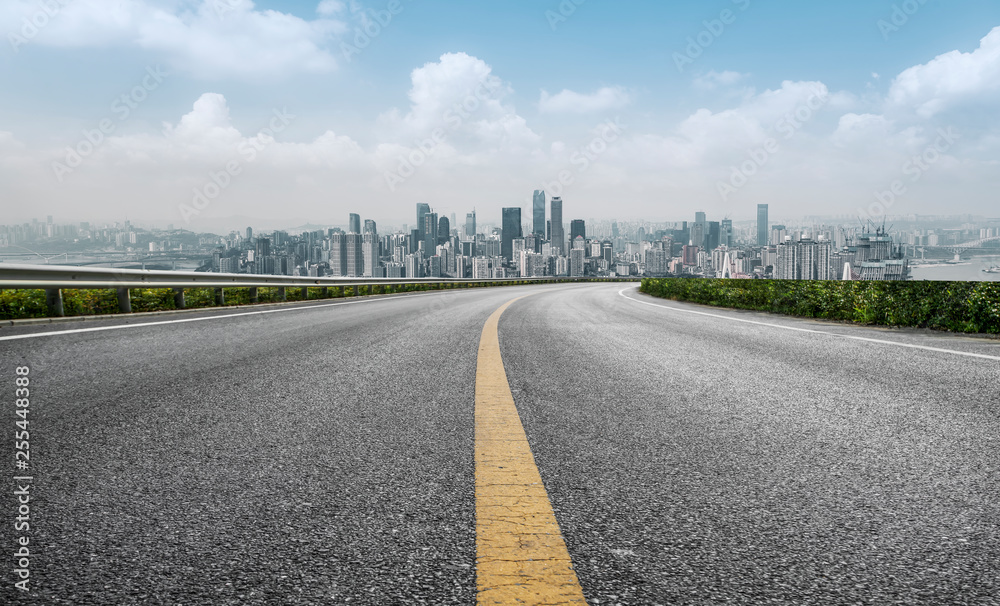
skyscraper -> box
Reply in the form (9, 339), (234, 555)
(362, 232), (379, 277)
(570, 219), (586, 244)
(423, 212), (438, 261)
(416, 203), (430, 239)
(345, 233), (364, 277)
(438, 216), (450, 245)
(465, 210), (477, 237)
(550, 197), (564, 256)
(570, 248), (585, 277)
(694, 211), (708, 249)
(329, 232), (346, 276)
(721, 219), (733, 248)
(707, 221), (721, 250)
(690, 222), (705, 249)
(532, 190), (546, 236)
(364, 219), (377, 234)
(501, 207), (522, 263)
(349, 213), (361, 235)
(757, 204), (769, 247)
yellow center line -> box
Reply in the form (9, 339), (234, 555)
(475, 296), (588, 605)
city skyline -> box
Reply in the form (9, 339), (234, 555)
(2, 2), (1000, 226)
(6, 198), (999, 285)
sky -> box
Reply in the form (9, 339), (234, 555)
(1, 0), (999, 230)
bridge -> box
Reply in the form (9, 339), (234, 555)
(1, 270), (998, 604)
(917, 235), (1000, 260)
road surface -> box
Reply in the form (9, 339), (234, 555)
(1, 283), (998, 605)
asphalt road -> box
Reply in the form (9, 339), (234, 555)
(1, 283), (998, 605)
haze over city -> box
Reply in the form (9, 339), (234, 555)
(2, 0), (1000, 227)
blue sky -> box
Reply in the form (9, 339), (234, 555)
(2, 0), (999, 229)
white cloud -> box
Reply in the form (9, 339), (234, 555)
(831, 113), (892, 147)
(887, 26), (1000, 118)
(1, 0), (346, 79)
(316, 0), (345, 16)
(376, 52), (539, 152)
(538, 87), (632, 114)
(693, 70), (749, 90)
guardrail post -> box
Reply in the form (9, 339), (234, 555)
(301, 287), (308, 300)
(45, 288), (65, 317)
(320, 287), (329, 299)
(173, 288), (185, 309)
(214, 288), (225, 306)
(249, 287), (259, 304)
(116, 288), (132, 314)
(278, 287), (287, 301)
(352, 285), (359, 297)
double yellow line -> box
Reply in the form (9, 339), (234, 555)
(474, 296), (588, 605)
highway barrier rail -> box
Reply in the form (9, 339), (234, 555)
(0, 263), (639, 321)
(640, 278), (1000, 334)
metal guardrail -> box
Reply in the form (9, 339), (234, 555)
(0, 263), (639, 318)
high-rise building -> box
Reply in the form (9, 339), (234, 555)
(364, 219), (377, 234)
(438, 216), (450, 245)
(409, 229), (421, 255)
(423, 212), (438, 260)
(550, 197), (564, 256)
(690, 222), (705, 250)
(465, 210), (477, 237)
(682, 244), (699, 266)
(349, 213), (361, 235)
(363, 232), (379, 277)
(345, 233), (364, 277)
(570, 248), (585, 277)
(417, 204), (431, 239)
(405, 254), (422, 279)
(707, 221), (721, 251)
(570, 219), (586, 244)
(532, 190), (546, 236)
(757, 204), (769, 247)
(329, 232), (346, 276)
(776, 237), (834, 280)
(428, 255), (442, 278)
(721, 219), (733, 248)
(501, 207), (522, 262)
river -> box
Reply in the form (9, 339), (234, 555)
(909, 255), (1000, 282)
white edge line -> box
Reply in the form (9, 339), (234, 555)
(618, 287), (1000, 363)
(0, 291), (450, 342)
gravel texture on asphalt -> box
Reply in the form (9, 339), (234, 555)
(500, 284), (1000, 605)
(0, 287), (543, 605)
(1, 283), (998, 605)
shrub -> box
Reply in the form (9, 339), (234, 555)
(640, 278), (1000, 334)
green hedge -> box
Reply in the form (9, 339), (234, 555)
(639, 278), (1000, 334)
(0, 279), (624, 321)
